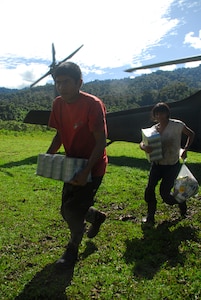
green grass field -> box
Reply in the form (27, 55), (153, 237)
(0, 129), (201, 300)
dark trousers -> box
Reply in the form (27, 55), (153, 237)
(145, 161), (180, 219)
(61, 176), (103, 248)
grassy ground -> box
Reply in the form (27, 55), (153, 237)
(0, 129), (201, 300)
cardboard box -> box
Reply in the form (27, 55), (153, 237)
(141, 127), (163, 162)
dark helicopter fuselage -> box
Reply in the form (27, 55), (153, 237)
(24, 90), (201, 152)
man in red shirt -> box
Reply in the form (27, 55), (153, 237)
(47, 62), (108, 268)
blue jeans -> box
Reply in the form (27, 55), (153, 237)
(61, 176), (103, 248)
(145, 161), (180, 220)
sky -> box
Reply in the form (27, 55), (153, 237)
(0, 0), (201, 89)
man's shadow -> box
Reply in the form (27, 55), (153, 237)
(14, 262), (73, 300)
(124, 220), (198, 280)
(15, 241), (97, 300)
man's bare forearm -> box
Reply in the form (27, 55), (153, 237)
(47, 131), (62, 154)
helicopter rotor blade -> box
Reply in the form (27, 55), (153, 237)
(125, 54), (201, 72)
(52, 43), (56, 65)
(30, 44), (83, 88)
(58, 44), (84, 65)
(30, 70), (51, 88)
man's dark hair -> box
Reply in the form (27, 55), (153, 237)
(54, 62), (82, 82)
(151, 102), (170, 120)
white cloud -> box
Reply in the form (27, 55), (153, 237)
(0, 62), (51, 89)
(184, 61), (201, 68)
(159, 65), (177, 71)
(184, 30), (201, 49)
(0, 0), (199, 88)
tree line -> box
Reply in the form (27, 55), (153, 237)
(0, 65), (201, 122)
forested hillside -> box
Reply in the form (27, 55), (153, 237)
(0, 65), (201, 122)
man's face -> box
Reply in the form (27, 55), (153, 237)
(55, 75), (82, 103)
(154, 111), (169, 122)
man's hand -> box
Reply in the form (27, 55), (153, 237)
(140, 142), (153, 153)
(180, 148), (187, 161)
(69, 168), (90, 186)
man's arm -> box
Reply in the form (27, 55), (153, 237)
(85, 130), (106, 173)
(46, 131), (62, 154)
(180, 125), (195, 160)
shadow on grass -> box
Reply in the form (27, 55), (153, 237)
(1, 154), (201, 182)
(15, 262), (73, 300)
(14, 241), (98, 300)
(0, 155), (148, 170)
(124, 220), (198, 280)
(80, 241), (98, 259)
(108, 155), (201, 184)
(108, 155), (150, 171)
(0, 156), (37, 169)
(0, 152), (65, 170)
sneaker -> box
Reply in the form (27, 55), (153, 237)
(56, 244), (78, 269)
(178, 201), (187, 218)
(87, 212), (106, 238)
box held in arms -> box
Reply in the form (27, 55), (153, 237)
(173, 163), (199, 203)
(141, 127), (163, 162)
(36, 154), (91, 182)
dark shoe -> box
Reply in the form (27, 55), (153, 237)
(87, 212), (106, 238)
(56, 244), (78, 269)
(179, 201), (187, 218)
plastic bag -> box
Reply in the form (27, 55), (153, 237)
(173, 163), (199, 203)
